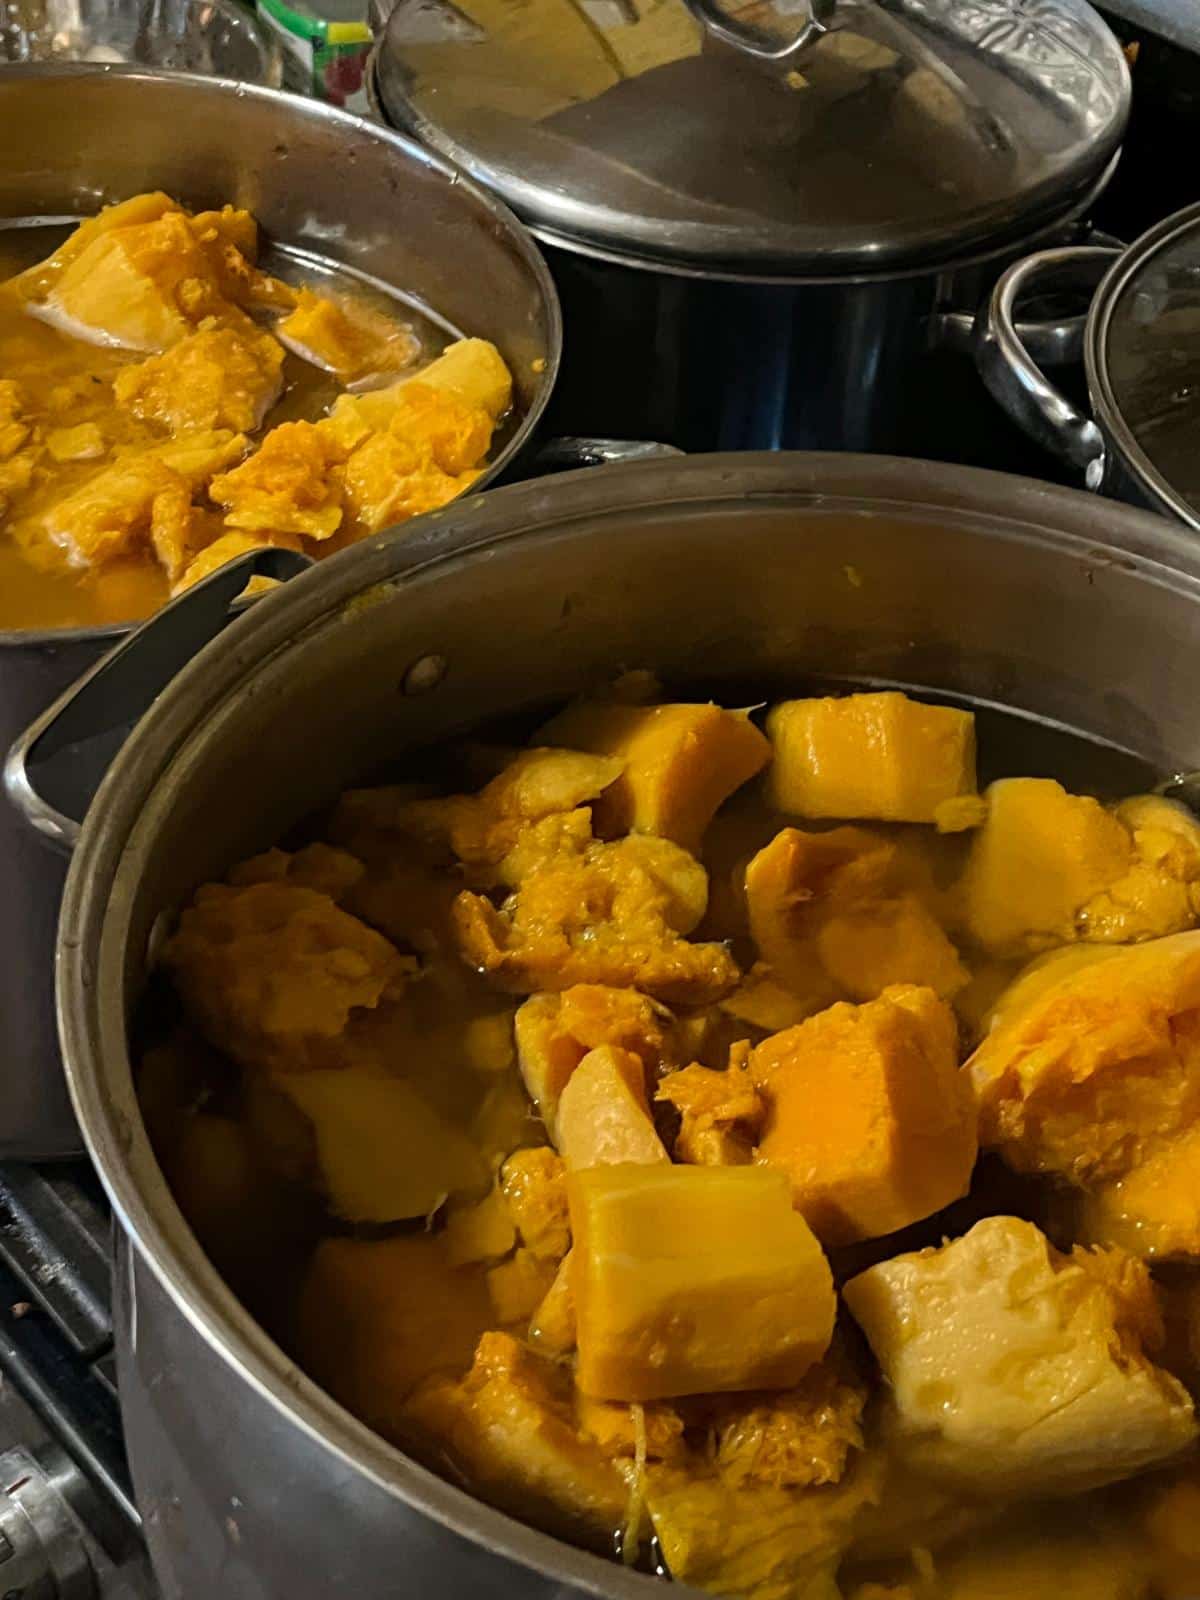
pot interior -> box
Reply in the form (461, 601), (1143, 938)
(62, 455), (1200, 1592)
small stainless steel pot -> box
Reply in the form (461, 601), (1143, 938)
(18, 453), (1200, 1599)
(976, 201), (1200, 530)
(0, 62), (559, 1159)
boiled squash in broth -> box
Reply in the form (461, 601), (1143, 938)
(143, 683), (1200, 1598)
(0, 193), (513, 629)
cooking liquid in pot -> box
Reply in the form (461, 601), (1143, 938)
(136, 684), (1200, 1600)
(0, 213), (512, 630)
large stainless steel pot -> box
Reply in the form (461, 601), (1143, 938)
(0, 62), (558, 1159)
(23, 452), (1200, 1598)
(370, 0), (1131, 456)
(976, 201), (1200, 531)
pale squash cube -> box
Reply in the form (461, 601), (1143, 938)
(277, 1069), (486, 1222)
(765, 692), (976, 823)
(499, 1146), (570, 1258)
(555, 1045), (669, 1169)
(529, 1251), (576, 1355)
(843, 1215), (1197, 1496)
(569, 1163), (835, 1402)
(751, 985), (976, 1246)
(537, 700), (771, 850)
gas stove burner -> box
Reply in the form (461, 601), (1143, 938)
(0, 1165), (154, 1598)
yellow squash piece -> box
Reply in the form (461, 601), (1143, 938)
(555, 1045), (670, 1169)
(164, 879), (410, 1074)
(765, 692), (977, 823)
(338, 384), (494, 535)
(209, 418), (347, 541)
(843, 1215), (1197, 1496)
(959, 781), (1200, 957)
(455, 816), (738, 1006)
(707, 1356), (867, 1489)
(486, 1247), (560, 1324)
(275, 287), (418, 384)
(968, 930), (1200, 1189)
(395, 747), (623, 873)
(113, 319), (285, 434)
(752, 985), (977, 1246)
(536, 700), (771, 851)
(296, 1233), (491, 1442)
(328, 337), (512, 438)
(643, 1455), (881, 1600)
(745, 826), (968, 1008)
(569, 1163), (835, 1402)
(277, 1069), (486, 1222)
(499, 1146), (571, 1259)
(656, 1059), (764, 1166)
(401, 1331), (628, 1551)
(513, 982), (674, 1136)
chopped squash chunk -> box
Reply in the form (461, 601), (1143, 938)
(514, 983), (674, 1135)
(277, 1069), (486, 1222)
(575, 1395), (686, 1462)
(25, 430), (245, 568)
(229, 842), (365, 900)
(555, 1045), (669, 1169)
(752, 985), (976, 1246)
(209, 419), (346, 541)
(44, 421), (105, 462)
(745, 826), (967, 1007)
(395, 748), (623, 874)
(843, 1215), (1197, 1496)
(968, 930), (1200, 1187)
(1077, 1123), (1200, 1259)
(643, 1455), (880, 1600)
(114, 320), (284, 434)
(339, 391), (489, 535)
(960, 781), (1200, 957)
(401, 1331), (627, 1551)
(569, 1163), (835, 1402)
(164, 879), (411, 1073)
(296, 1233), (491, 1441)
(656, 1060), (763, 1165)
(499, 1146), (570, 1259)
(705, 1355), (867, 1489)
(765, 692), (977, 823)
(170, 529), (291, 594)
(536, 700), (771, 850)
(487, 1247), (560, 1324)
(444, 1185), (518, 1266)
(456, 819), (738, 1005)
(329, 337), (512, 438)
(530, 1251), (576, 1355)
(275, 287), (418, 383)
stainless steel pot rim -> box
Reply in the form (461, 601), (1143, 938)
(0, 61), (563, 651)
(1084, 198), (1200, 532)
(58, 454), (1200, 1594)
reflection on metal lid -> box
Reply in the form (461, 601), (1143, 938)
(376, 0), (1130, 275)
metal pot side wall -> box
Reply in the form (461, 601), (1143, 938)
(57, 456), (1200, 1600)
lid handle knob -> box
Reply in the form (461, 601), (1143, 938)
(680, 0), (836, 61)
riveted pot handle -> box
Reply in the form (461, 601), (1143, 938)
(975, 245), (1119, 478)
(5, 548), (312, 856)
(680, 0), (834, 60)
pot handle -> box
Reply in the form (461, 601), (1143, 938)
(5, 548), (312, 856)
(974, 244), (1120, 478)
(679, 0), (834, 60)
(531, 437), (684, 472)
(933, 232), (1126, 365)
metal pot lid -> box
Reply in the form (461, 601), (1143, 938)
(376, 0), (1130, 276)
(1091, 202), (1200, 521)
